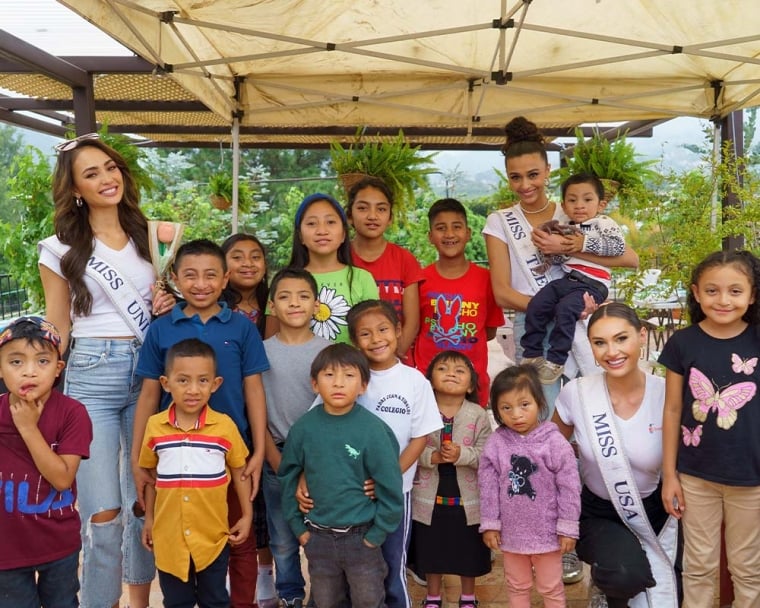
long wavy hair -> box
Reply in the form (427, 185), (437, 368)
(221, 233), (269, 336)
(52, 139), (150, 316)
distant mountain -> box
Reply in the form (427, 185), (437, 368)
(430, 117), (708, 198)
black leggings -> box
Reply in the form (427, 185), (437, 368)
(576, 485), (681, 608)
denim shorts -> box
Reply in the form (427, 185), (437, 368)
(64, 338), (155, 607)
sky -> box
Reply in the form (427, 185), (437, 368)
(3, 0), (709, 174)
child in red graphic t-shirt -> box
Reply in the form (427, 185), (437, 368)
(415, 198), (504, 406)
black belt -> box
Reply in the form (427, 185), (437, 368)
(306, 520), (372, 535)
(566, 270), (608, 300)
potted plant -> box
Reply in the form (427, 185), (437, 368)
(208, 172), (253, 212)
(554, 127), (659, 201)
(329, 128), (438, 211)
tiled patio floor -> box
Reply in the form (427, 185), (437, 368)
(124, 551), (597, 607)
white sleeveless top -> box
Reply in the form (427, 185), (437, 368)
(38, 236), (154, 338)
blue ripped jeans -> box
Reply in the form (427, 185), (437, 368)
(64, 338), (155, 608)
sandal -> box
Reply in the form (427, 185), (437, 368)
(459, 599), (479, 608)
(422, 599), (442, 608)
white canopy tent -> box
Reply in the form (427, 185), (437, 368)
(4, 0), (758, 233)
(57, 0), (760, 142)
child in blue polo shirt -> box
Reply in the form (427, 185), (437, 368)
(131, 239), (269, 607)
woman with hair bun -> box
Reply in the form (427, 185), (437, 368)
(483, 116), (638, 408)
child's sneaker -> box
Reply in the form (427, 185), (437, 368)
(562, 551), (584, 583)
(521, 356), (545, 369)
(539, 360), (564, 384)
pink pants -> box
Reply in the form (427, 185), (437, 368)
(502, 550), (565, 608)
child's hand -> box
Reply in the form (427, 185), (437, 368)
(578, 292), (600, 321)
(229, 516), (252, 546)
(296, 473), (314, 514)
(567, 232), (585, 252)
(141, 520), (154, 552)
(482, 530), (501, 550)
(363, 478), (376, 500)
(662, 474), (685, 519)
(242, 455), (262, 501)
(363, 538), (377, 549)
(298, 531), (311, 546)
(131, 465), (156, 511)
(440, 440), (460, 463)
(558, 535), (576, 554)
(9, 397), (44, 433)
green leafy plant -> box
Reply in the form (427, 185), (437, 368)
(329, 129), (438, 212)
(554, 128), (659, 203)
(0, 147), (54, 311)
(207, 172), (253, 213)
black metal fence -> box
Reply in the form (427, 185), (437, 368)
(0, 274), (27, 320)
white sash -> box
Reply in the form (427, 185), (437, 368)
(497, 207), (598, 377)
(577, 375), (678, 608)
(39, 239), (152, 342)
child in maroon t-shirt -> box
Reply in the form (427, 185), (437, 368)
(0, 317), (92, 607)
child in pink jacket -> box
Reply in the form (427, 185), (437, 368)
(479, 365), (580, 608)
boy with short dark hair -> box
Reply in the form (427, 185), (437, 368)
(0, 316), (93, 608)
(415, 198), (505, 406)
(279, 343), (403, 608)
(521, 173), (626, 384)
(261, 267), (330, 608)
(140, 338), (251, 608)
(131, 238), (270, 607)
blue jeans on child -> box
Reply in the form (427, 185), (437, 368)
(262, 460), (306, 602)
(0, 550), (79, 608)
(65, 338), (155, 608)
(522, 272), (607, 366)
(303, 522), (387, 608)
(158, 545), (230, 608)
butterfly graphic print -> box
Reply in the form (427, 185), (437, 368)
(688, 367), (756, 430)
(681, 425), (703, 447)
(731, 353), (758, 375)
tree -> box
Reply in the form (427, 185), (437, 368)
(0, 147), (54, 311)
(0, 125), (26, 226)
